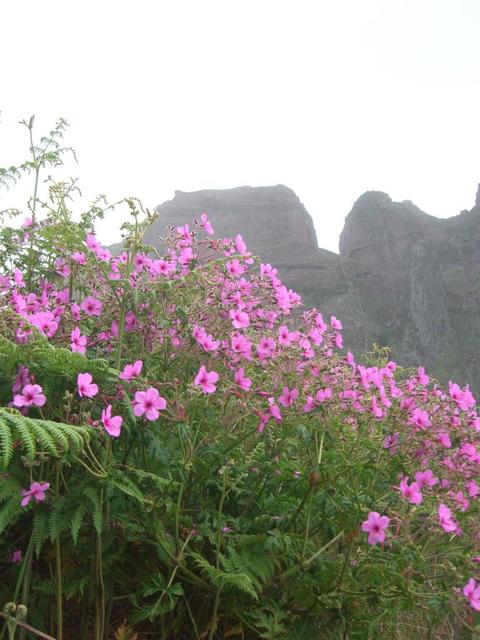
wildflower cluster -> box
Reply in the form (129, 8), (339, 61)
(1, 120), (480, 638)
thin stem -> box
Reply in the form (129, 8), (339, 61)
(55, 462), (63, 640)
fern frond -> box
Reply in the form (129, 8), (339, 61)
(188, 551), (258, 600)
(0, 408), (91, 469)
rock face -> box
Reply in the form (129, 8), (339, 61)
(145, 184), (480, 392)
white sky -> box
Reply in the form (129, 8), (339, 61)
(1, 0), (480, 252)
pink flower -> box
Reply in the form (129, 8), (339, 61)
(133, 387), (167, 421)
(361, 511), (389, 545)
(200, 212), (214, 235)
(330, 315), (343, 331)
(72, 251), (86, 265)
(438, 431), (452, 448)
(409, 408), (431, 429)
(77, 373), (99, 398)
(438, 503), (457, 533)
(13, 384), (46, 408)
(417, 366), (430, 386)
(229, 309), (250, 329)
(12, 366), (31, 393)
(81, 296), (103, 317)
(119, 360), (143, 381)
(85, 233), (100, 251)
(463, 578), (480, 611)
(29, 311), (58, 337)
(101, 405), (123, 437)
(268, 397), (282, 421)
(466, 480), (480, 498)
(414, 469), (438, 489)
(315, 388), (332, 403)
(234, 368), (252, 391)
(11, 549), (22, 563)
(20, 482), (50, 507)
(399, 478), (423, 505)
(278, 386), (299, 407)
(70, 327), (87, 354)
(194, 366), (219, 394)
(449, 381), (475, 411)
(383, 432), (399, 453)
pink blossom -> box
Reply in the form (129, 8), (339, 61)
(77, 373), (98, 398)
(101, 405), (123, 437)
(81, 296), (103, 317)
(399, 478), (423, 505)
(268, 397), (282, 421)
(383, 432), (399, 453)
(417, 366), (430, 385)
(449, 381), (476, 411)
(20, 482), (50, 507)
(315, 388), (332, 403)
(70, 327), (87, 354)
(55, 258), (71, 278)
(119, 360), (143, 381)
(13, 384), (46, 408)
(414, 469), (438, 489)
(466, 480), (480, 498)
(231, 333), (252, 358)
(234, 368), (252, 391)
(278, 386), (299, 407)
(229, 309), (250, 329)
(194, 366), (219, 394)
(72, 251), (86, 265)
(278, 325), (296, 347)
(409, 408), (431, 429)
(235, 234), (248, 255)
(361, 511), (389, 545)
(133, 387), (167, 421)
(226, 259), (246, 276)
(29, 311), (58, 337)
(299, 338), (314, 359)
(370, 397), (384, 419)
(12, 366), (31, 393)
(257, 337), (276, 360)
(303, 395), (315, 413)
(200, 212), (214, 235)
(463, 578), (480, 611)
(85, 233), (100, 251)
(438, 503), (457, 533)
(330, 315), (343, 331)
(11, 549), (22, 563)
(438, 431), (452, 448)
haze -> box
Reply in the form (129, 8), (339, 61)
(1, 0), (479, 252)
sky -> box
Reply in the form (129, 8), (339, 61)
(1, 0), (480, 252)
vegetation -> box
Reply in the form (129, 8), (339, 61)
(1, 118), (480, 639)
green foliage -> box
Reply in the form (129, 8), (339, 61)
(0, 408), (90, 469)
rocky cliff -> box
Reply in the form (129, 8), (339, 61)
(144, 184), (480, 391)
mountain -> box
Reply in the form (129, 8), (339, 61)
(138, 184), (480, 392)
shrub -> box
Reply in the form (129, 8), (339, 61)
(1, 118), (480, 639)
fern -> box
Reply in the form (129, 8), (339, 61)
(220, 540), (277, 591)
(0, 496), (24, 536)
(33, 509), (50, 555)
(83, 486), (103, 534)
(188, 551), (258, 600)
(0, 408), (91, 469)
(70, 503), (88, 545)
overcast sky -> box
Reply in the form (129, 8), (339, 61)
(1, 0), (479, 252)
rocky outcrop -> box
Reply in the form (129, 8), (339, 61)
(140, 184), (480, 392)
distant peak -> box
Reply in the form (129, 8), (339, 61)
(354, 191), (392, 207)
(476, 183), (480, 207)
